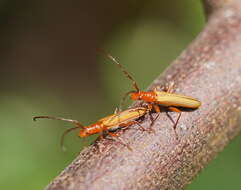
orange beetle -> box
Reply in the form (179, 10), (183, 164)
(106, 53), (201, 129)
(33, 106), (150, 149)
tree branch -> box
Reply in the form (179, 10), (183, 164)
(45, 1), (241, 190)
(203, 0), (236, 18)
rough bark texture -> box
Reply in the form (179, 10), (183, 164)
(45, 1), (241, 190)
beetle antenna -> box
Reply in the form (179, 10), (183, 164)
(119, 90), (136, 111)
(33, 115), (85, 151)
(33, 116), (85, 129)
(60, 126), (83, 151)
(100, 50), (140, 92)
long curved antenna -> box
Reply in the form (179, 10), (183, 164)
(100, 50), (140, 92)
(33, 116), (85, 129)
(119, 90), (136, 111)
(60, 126), (83, 151)
(33, 115), (86, 151)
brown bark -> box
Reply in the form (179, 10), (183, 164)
(45, 1), (241, 190)
(203, 0), (236, 18)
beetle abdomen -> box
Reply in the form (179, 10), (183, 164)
(156, 91), (201, 108)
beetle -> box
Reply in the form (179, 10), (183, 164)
(33, 106), (151, 150)
(105, 53), (201, 130)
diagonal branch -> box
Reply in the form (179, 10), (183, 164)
(45, 1), (241, 190)
(203, 0), (236, 18)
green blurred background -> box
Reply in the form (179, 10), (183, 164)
(0, 0), (240, 189)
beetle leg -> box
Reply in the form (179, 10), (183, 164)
(153, 104), (161, 113)
(108, 132), (119, 137)
(168, 107), (182, 130)
(132, 120), (152, 133)
(107, 132), (132, 151)
(119, 121), (145, 132)
(119, 120), (152, 134)
(140, 103), (159, 133)
(119, 121), (134, 127)
(166, 82), (175, 93)
(149, 112), (159, 126)
(148, 112), (159, 134)
(156, 83), (173, 92)
(147, 103), (153, 111)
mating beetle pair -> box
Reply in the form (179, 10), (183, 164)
(33, 53), (201, 149)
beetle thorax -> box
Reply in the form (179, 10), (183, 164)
(131, 91), (156, 102)
(79, 123), (102, 137)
